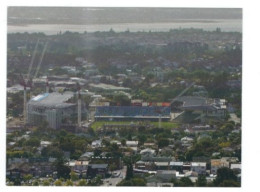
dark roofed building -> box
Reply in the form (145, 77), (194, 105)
(87, 164), (108, 178)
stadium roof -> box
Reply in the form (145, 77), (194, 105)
(28, 91), (75, 108)
(89, 83), (130, 91)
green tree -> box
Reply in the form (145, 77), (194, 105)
(55, 158), (71, 179)
(43, 180), (50, 186)
(54, 179), (62, 186)
(65, 179), (73, 186)
(23, 174), (33, 184)
(157, 138), (169, 148)
(214, 167), (238, 186)
(70, 171), (79, 181)
(219, 180), (240, 187)
(126, 163), (133, 180)
(77, 179), (87, 186)
(196, 175), (207, 187)
(179, 177), (193, 187)
(25, 137), (40, 147)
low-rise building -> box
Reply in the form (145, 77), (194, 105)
(211, 159), (229, 175)
(126, 141), (139, 147)
(191, 162), (207, 175)
(87, 164), (108, 178)
(169, 161), (183, 173)
(91, 140), (102, 148)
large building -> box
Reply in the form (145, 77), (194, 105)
(27, 92), (81, 129)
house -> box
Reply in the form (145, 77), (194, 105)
(79, 152), (94, 161)
(169, 162), (183, 173)
(181, 136), (194, 143)
(87, 164), (108, 178)
(68, 160), (89, 174)
(147, 182), (174, 187)
(140, 148), (156, 156)
(126, 141), (139, 147)
(40, 141), (52, 148)
(191, 162), (207, 175)
(181, 136), (194, 147)
(110, 140), (122, 146)
(230, 163), (241, 174)
(91, 140), (102, 148)
(135, 161), (154, 170)
(155, 162), (169, 170)
(143, 142), (156, 148)
(156, 170), (177, 182)
(211, 159), (229, 175)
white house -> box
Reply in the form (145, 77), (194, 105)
(126, 141), (138, 147)
(91, 140), (102, 148)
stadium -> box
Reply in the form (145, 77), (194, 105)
(27, 91), (85, 129)
(174, 96), (227, 118)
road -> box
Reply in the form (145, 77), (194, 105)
(102, 166), (127, 186)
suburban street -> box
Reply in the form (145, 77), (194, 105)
(102, 166), (127, 186)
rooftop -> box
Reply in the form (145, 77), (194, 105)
(191, 162), (206, 167)
(89, 83), (130, 91)
(28, 91), (75, 108)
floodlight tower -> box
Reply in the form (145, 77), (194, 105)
(19, 74), (27, 124)
(46, 76), (49, 93)
(77, 82), (81, 127)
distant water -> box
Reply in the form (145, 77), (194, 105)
(8, 19), (242, 35)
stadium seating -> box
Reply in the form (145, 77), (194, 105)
(95, 106), (171, 117)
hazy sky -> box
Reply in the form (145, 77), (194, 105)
(8, 7), (242, 25)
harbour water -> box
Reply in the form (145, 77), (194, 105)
(8, 19), (242, 35)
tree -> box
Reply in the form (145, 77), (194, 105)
(126, 163), (133, 180)
(25, 137), (40, 147)
(43, 180), (50, 186)
(179, 177), (193, 187)
(214, 167), (238, 186)
(23, 174), (33, 184)
(196, 175), (207, 187)
(157, 138), (169, 148)
(121, 139), (126, 146)
(54, 179), (62, 186)
(219, 180), (240, 187)
(70, 171), (79, 181)
(77, 179), (87, 186)
(65, 179), (73, 186)
(55, 159), (71, 179)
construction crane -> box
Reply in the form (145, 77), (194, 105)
(33, 41), (48, 80)
(158, 82), (195, 128)
(20, 39), (49, 124)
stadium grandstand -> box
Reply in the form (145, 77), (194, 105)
(95, 106), (171, 121)
(175, 96), (227, 118)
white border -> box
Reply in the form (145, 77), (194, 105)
(1, 1), (260, 192)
